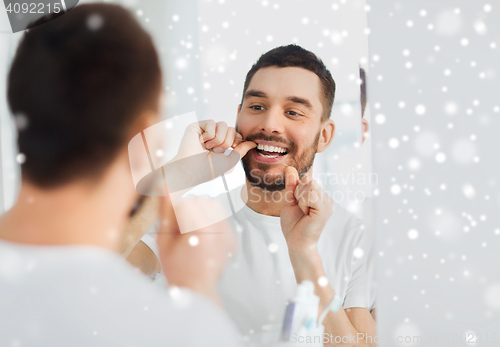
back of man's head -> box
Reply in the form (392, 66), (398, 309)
(8, 4), (162, 188)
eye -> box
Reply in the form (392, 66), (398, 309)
(250, 105), (266, 111)
(286, 111), (302, 117)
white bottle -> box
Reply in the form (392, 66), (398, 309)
(281, 280), (324, 347)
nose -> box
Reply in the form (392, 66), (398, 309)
(259, 106), (284, 135)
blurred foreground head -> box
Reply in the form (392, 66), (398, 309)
(7, 3), (162, 188)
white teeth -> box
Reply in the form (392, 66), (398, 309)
(258, 152), (279, 158)
(256, 143), (287, 154)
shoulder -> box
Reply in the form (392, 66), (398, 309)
(319, 203), (365, 248)
(328, 203), (363, 234)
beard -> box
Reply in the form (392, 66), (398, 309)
(239, 130), (320, 191)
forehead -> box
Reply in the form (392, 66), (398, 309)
(246, 66), (322, 107)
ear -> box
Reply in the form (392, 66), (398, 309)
(316, 119), (335, 153)
(131, 109), (160, 136)
(361, 118), (369, 145)
(235, 104), (242, 128)
(129, 93), (163, 137)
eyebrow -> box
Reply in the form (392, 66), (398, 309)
(244, 89), (313, 110)
(243, 89), (267, 99)
(287, 96), (313, 110)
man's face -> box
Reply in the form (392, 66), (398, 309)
(236, 66), (324, 191)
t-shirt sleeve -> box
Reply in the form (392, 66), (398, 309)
(342, 216), (375, 311)
(140, 221), (161, 280)
(140, 221), (160, 260)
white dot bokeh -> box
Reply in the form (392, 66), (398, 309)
(188, 236), (199, 246)
(474, 21), (487, 35)
(462, 184), (476, 199)
(407, 158), (421, 171)
(444, 102), (458, 115)
(389, 138), (400, 149)
(353, 247), (364, 258)
(408, 229), (419, 240)
(87, 14), (104, 31)
(268, 243), (278, 253)
(375, 113), (386, 124)
(318, 276), (329, 287)
(391, 184), (402, 195)
(415, 104), (426, 115)
(435, 152), (446, 163)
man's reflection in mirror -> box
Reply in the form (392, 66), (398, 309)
(127, 46), (377, 344)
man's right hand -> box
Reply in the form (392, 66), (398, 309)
(156, 193), (236, 305)
(135, 120), (256, 200)
(174, 120), (256, 163)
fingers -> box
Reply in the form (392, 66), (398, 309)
(199, 120), (216, 141)
(294, 179), (332, 215)
(212, 127), (237, 153)
(297, 193), (310, 215)
(285, 166), (300, 192)
(208, 141), (256, 177)
(231, 140), (257, 158)
(295, 179), (313, 215)
(294, 179), (319, 201)
(197, 120), (245, 153)
(214, 129), (246, 154)
(306, 190), (323, 212)
(220, 141), (256, 175)
(232, 133), (243, 148)
(284, 167), (300, 205)
(200, 120), (244, 152)
(205, 122), (228, 149)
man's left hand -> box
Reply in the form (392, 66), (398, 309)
(280, 166), (334, 255)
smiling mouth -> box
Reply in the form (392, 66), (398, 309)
(255, 143), (288, 158)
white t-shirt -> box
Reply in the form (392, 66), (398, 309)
(217, 185), (375, 335)
(140, 224), (161, 281)
(0, 240), (243, 347)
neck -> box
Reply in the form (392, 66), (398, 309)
(0, 180), (127, 252)
(243, 169), (313, 217)
(243, 182), (285, 217)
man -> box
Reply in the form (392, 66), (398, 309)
(131, 45), (377, 345)
(219, 45), (376, 345)
(0, 4), (247, 346)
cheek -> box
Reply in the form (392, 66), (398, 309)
(235, 114), (255, 137)
(291, 127), (312, 149)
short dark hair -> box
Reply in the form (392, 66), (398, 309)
(7, 4), (162, 188)
(241, 44), (336, 121)
(360, 67), (367, 117)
